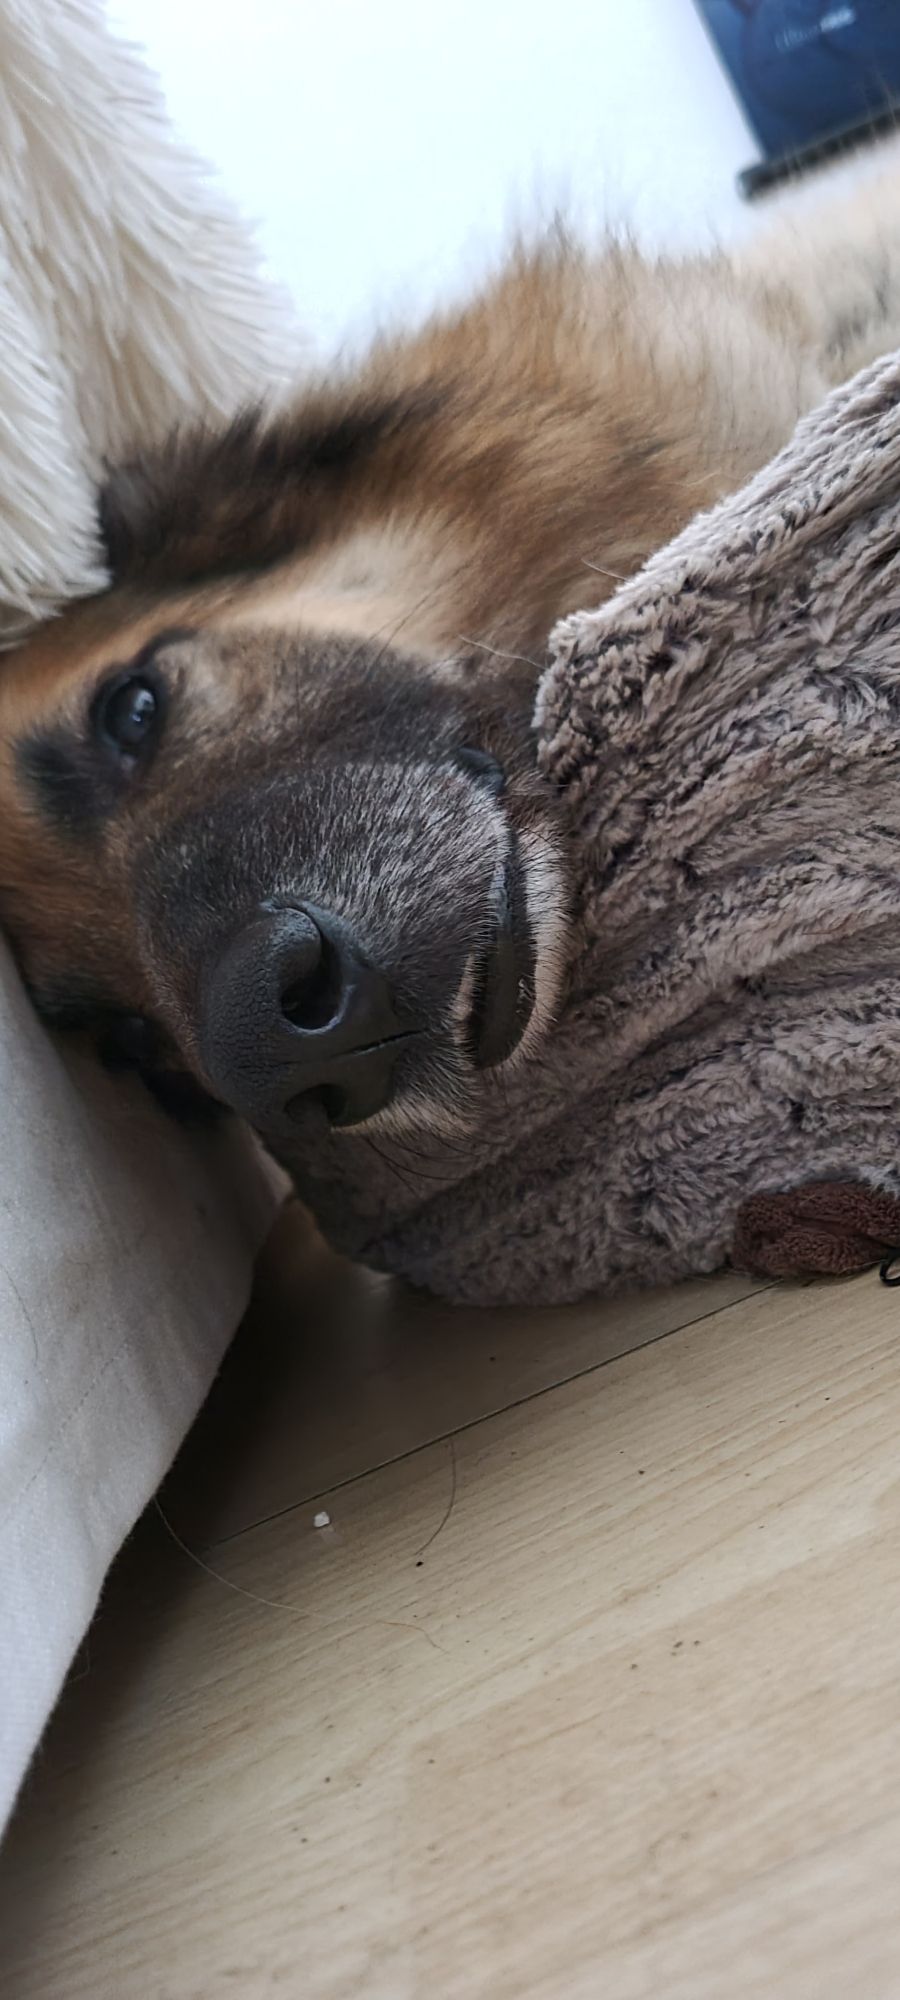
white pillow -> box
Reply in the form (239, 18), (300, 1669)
(0, 938), (282, 1828)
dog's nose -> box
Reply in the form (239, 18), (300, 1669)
(199, 905), (408, 1127)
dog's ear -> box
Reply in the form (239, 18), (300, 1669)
(99, 388), (441, 589)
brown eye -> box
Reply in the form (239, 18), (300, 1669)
(94, 673), (162, 759)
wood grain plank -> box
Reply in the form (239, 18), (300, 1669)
(164, 1204), (767, 1546)
(4, 1272), (900, 1999)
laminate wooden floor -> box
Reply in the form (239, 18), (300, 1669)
(2, 1208), (899, 1999)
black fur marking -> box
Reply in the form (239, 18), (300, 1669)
(27, 984), (99, 1031)
(98, 1015), (225, 1125)
(99, 387), (444, 587)
(29, 988), (224, 1127)
(18, 731), (99, 833)
(97, 1012), (166, 1072)
(142, 1071), (227, 1126)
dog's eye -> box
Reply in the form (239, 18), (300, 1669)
(452, 746), (505, 797)
(94, 673), (162, 760)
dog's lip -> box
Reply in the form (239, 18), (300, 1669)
(467, 825), (535, 1068)
(284, 1026), (423, 1130)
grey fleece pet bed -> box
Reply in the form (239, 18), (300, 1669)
(291, 349), (900, 1306)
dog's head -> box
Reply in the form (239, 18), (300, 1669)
(2, 297), (645, 1156)
(0, 593), (568, 1154)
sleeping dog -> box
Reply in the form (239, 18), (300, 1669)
(1, 180), (900, 1160)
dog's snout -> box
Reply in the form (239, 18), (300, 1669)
(199, 904), (409, 1128)
(277, 913), (343, 1033)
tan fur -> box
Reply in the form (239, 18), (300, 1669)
(2, 174), (900, 1005)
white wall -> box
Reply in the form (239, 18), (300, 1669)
(110, 0), (899, 357)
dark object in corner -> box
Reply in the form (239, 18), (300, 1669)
(738, 103), (900, 199)
(733, 1181), (900, 1279)
(693, 1), (900, 198)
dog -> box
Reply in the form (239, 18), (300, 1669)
(2, 178), (900, 1162)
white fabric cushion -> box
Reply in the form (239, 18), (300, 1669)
(0, 939), (282, 1827)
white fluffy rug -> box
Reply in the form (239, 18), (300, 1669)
(0, 0), (296, 640)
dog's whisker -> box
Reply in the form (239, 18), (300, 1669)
(381, 1130), (472, 1171)
(350, 553), (476, 681)
(580, 557), (627, 582)
(361, 1134), (426, 1197)
(457, 635), (543, 674)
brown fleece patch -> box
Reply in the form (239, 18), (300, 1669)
(732, 1183), (900, 1280)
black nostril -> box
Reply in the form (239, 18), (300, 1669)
(280, 924), (343, 1032)
(200, 901), (413, 1130)
(308, 1081), (350, 1124)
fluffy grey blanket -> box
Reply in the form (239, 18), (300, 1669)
(293, 350), (900, 1305)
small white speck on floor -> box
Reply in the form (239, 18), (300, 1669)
(313, 1510), (331, 1530)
